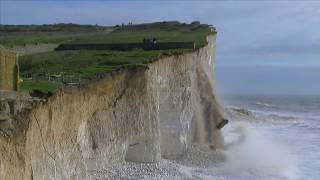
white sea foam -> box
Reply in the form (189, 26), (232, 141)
(221, 122), (300, 180)
(256, 102), (272, 107)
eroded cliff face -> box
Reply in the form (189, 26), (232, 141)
(0, 35), (225, 180)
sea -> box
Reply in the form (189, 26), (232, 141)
(189, 94), (320, 180)
(95, 94), (319, 179)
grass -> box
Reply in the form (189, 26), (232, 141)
(70, 25), (213, 48)
(1, 22), (214, 48)
(20, 49), (166, 77)
(3, 21), (215, 93)
(19, 49), (190, 92)
(20, 80), (61, 93)
(0, 24), (114, 47)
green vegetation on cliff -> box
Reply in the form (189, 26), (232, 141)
(0, 23), (113, 47)
(20, 80), (60, 93)
(19, 49), (189, 78)
(69, 21), (213, 48)
(1, 21), (215, 93)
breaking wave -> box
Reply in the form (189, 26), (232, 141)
(220, 95), (320, 179)
(226, 106), (320, 130)
(256, 102), (273, 107)
(221, 122), (300, 180)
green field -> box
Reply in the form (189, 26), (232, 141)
(19, 49), (189, 78)
(0, 23), (113, 47)
(69, 22), (213, 48)
(1, 21), (215, 93)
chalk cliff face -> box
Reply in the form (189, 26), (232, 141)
(0, 35), (224, 180)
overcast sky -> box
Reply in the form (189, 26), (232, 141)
(1, 0), (319, 95)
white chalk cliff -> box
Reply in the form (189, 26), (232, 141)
(0, 35), (225, 179)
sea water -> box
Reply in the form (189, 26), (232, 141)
(188, 95), (320, 180)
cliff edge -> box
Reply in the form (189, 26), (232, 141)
(0, 35), (225, 180)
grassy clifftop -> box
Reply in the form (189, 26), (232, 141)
(68, 21), (213, 48)
(1, 21), (213, 47)
(1, 21), (215, 93)
(0, 23), (112, 47)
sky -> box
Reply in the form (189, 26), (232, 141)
(1, 0), (320, 95)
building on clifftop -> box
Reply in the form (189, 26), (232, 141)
(0, 45), (19, 91)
